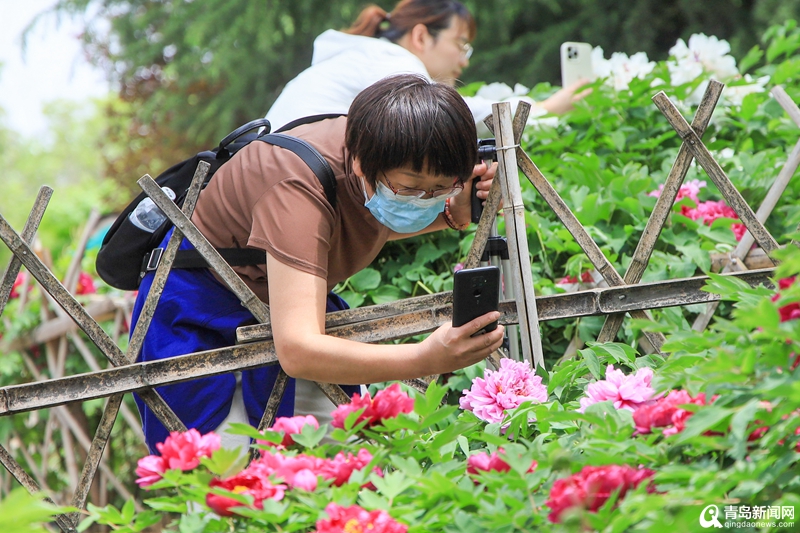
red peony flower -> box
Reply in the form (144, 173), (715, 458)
(206, 472), (286, 516)
(156, 428), (221, 471)
(545, 464), (656, 523)
(75, 272), (97, 295)
(331, 383), (414, 429)
(258, 415), (319, 448)
(772, 277), (800, 323)
(317, 448), (379, 487)
(633, 390), (709, 435)
(314, 503), (407, 533)
(10, 272), (30, 299)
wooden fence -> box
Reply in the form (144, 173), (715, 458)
(0, 80), (798, 532)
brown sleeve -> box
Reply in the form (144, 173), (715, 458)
(247, 176), (335, 279)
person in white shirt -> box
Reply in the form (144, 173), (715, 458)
(266, 0), (589, 131)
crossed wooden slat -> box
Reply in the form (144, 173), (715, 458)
(595, 81), (788, 345)
(0, 85), (796, 531)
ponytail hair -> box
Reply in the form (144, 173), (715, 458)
(344, 0), (475, 42)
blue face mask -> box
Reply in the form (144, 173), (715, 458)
(363, 179), (445, 233)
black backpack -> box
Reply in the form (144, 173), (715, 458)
(96, 115), (342, 290)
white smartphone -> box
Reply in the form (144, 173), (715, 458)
(560, 42), (594, 87)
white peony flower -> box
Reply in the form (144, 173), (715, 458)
(722, 74), (769, 106)
(591, 47), (655, 91)
(668, 34), (739, 86)
(475, 82), (530, 102)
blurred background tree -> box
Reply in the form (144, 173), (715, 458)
(36, 0), (800, 204)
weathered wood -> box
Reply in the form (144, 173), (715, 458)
(652, 91), (781, 257)
(465, 103), (531, 271)
(127, 162), (209, 363)
(69, 395), (126, 524)
(0, 268), (774, 418)
(140, 174), (352, 409)
(0, 186), (52, 316)
(710, 248), (776, 272)
(493, 102), (544, 367)
(597, 80), (723, 343)
(138, 175), (270, 323)
(0, 444), (77, 532)
(692, 86), (800, 331)
(3, 298), (118, 351)
(0, 202), (182, 438)
(17, 351), (139, 505)
(514, 127), (667, 352)
(63, 209), (100, 293)
(773, 85), (800, 127)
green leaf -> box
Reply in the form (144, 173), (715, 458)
(738, 45), (764, 73)
(579, 347), (604, 380)
(671, 405), (732, 444)
(291, 423), (328, 448)
(349, 268), (381, 292)
(730, 399), (761, 441)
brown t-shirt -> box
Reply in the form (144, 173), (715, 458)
(192, 117), (390, 302)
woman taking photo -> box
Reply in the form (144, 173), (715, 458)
(133, 74), (505, 453)
(266, 0), (589, 130)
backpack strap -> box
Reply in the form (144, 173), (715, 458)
(257, 133), (337, 210)
(144, 132), (337, 274)
(275, 113), (345, 133)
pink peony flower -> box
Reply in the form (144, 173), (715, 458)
(460, 358), (549, 424)
(259, 415), (319, 448)
(648, 179), (706, 204)
(255, 451), (321, 491)
(156, 428), (221, 471)
(633, 390), (711, 435)
(135, 455), (166, 487)
(331, 383), (414, 429)
(466, 449), (537, 476)
(75, 272), (97, 295)
(135, 429), (220, 487)
(314, 503), (408, 533)
(206, 472), (286, 516)
(253, 448), (378, 491)
(545, 464), (657, 523)
(681, 199), (744, 241)
(578, 365), (657, 413)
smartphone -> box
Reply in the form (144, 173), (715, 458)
(560, 41), (594, 87)
(452, 266), (501, 335)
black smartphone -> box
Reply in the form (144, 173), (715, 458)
(452, 266), (501, 335)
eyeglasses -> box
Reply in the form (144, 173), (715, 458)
(459, 41), (474, 59)
(382, 172), (464, 199)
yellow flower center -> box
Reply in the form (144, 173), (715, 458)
(343, 519), (364, 533)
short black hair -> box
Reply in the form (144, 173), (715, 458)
(346, 74), (477, 187)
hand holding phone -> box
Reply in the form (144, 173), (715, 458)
(452, 266), (501, 336)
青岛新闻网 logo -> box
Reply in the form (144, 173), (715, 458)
(699, 504), (723, 528)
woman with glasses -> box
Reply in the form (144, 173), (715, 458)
(266, 0), (589, 131)
(132, 74), (504, 454)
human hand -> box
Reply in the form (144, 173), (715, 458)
(418, 312), (505, 375)
(447, 161), (498, 226)
(540, 79), (593, 115)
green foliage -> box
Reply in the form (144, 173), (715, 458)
(75, 245), (800, 531)
(45, 0), (800, 152)
(0, 489), (68, 533)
